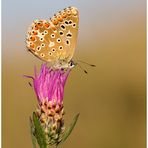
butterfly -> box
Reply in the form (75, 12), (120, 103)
(26, 6), (79, 69)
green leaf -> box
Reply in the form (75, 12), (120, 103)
(59, 113), (80, 144)
(29, 117), (37, 148)
(33, 112), (47, 148)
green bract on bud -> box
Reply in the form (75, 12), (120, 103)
(37, 100), (65, 145)
(30, 99), (79, 148)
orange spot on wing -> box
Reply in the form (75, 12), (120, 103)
(43, 21), (50, 28)
(30, 36), (36, 41)
(61, 12), (67, 18)
(29, 43), (35, 49)
(34, 25), (38, 30)
(37, 21), (43, 27)
(52, 18), (58, 25)
(57, 15), (63, 22)
(32, 30), (38, 35)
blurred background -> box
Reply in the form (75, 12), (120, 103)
(2, 0), (146, 148)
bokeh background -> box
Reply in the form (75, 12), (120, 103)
(2, 0), (146, 148)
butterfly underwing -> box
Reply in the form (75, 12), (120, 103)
(26, 6), (79, 69)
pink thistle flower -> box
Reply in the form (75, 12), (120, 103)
(27, 64), (79, 147)
(31, 64), (70, 104)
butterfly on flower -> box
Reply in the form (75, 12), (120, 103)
(26, 6), (79, 69)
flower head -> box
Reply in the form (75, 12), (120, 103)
(26, 64), (79, 147)
(32, 64), (70, 104)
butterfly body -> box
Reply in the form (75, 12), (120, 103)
(26, 7), (79, 69)
(53, 59), (76, 70)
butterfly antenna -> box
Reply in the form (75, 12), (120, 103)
(77, 60), (96, 67)
(28, 82), (33, 87)
(76, 63), (88, 74)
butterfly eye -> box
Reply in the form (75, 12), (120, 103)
(41, 43), (45, 47)
(40, 53), (45, 57)
(51, 34), (55, 38)
(59, 31), (64, 36)
(36, 46), (41, 51)
(59, 46), (63, 50)
(72, 23), (76, 28)
(60, 24), (66, 30)
(57, 38), (61, 43)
